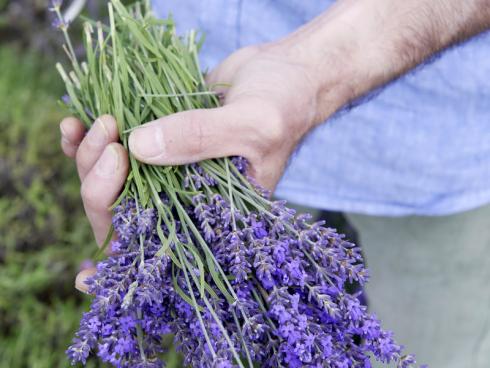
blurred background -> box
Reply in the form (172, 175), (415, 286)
(0, 1), (103, 367)
(0, 1), (179, 367)
(0, 1), (355, 367)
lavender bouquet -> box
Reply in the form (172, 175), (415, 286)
(53, 1), (418, 367)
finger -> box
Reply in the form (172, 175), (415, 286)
(205, 67), (230, 100)
(205, 63), (239, 101)
(128, 103), (256, 166)
(75, 267), (96, 294)
(76, 115), (119, 181)
(248, 154), (285, 193)
(60, 117), (86, 158)
(61, 137), (79, 158)
(80, 142), (129, 246)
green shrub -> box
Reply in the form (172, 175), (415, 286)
(0, 45), (99, 368)
(0, 44), (182, 368)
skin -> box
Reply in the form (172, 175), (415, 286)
(60, 0), (490, 293)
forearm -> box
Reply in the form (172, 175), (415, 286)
(273, 0), (490, 123)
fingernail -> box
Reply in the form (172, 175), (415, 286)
(86, 118), (109, 147)
(129, 124), (164, 159)
(96, 145), (119, 177)
(60, 123), (69, 141)
(75, 274), (90, 294)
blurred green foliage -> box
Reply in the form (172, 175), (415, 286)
(0, 37), (182, 368)
(0, 25), (186, 368)
(0, 45), (100, 367)
(0, 2), (183, 367)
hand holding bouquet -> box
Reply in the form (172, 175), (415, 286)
(54, 1), (418, 367)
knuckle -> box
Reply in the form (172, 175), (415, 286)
(235, 45), (261, 59)
(75, 150), (91, 174)
(225, 45), (260, 66)
(80, 180), (104, 211)
(62, 144), (77, 159)
(239, 43), (270, 59)
(182, 112), (205, 157)
(253, 104), (286, 154)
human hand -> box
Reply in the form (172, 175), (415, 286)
(128, 44), (331, 191)
(59, 42), (334, 292)
(60, 0), (490, 293)
(60, 115), (129, 292)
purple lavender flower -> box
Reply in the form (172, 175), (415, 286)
(51, 14), (71, 30)
(59, 2), (418, 366)
(68, 161), (418, 368)
(61, 94), (72, 105)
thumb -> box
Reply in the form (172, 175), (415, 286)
(128, 105), (252, 165)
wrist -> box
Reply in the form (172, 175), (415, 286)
(268, 0), (378, 124)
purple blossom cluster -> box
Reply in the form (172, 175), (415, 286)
(67, 158), (418, 368)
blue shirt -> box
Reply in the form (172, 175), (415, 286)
(153, 0), (490, 216)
